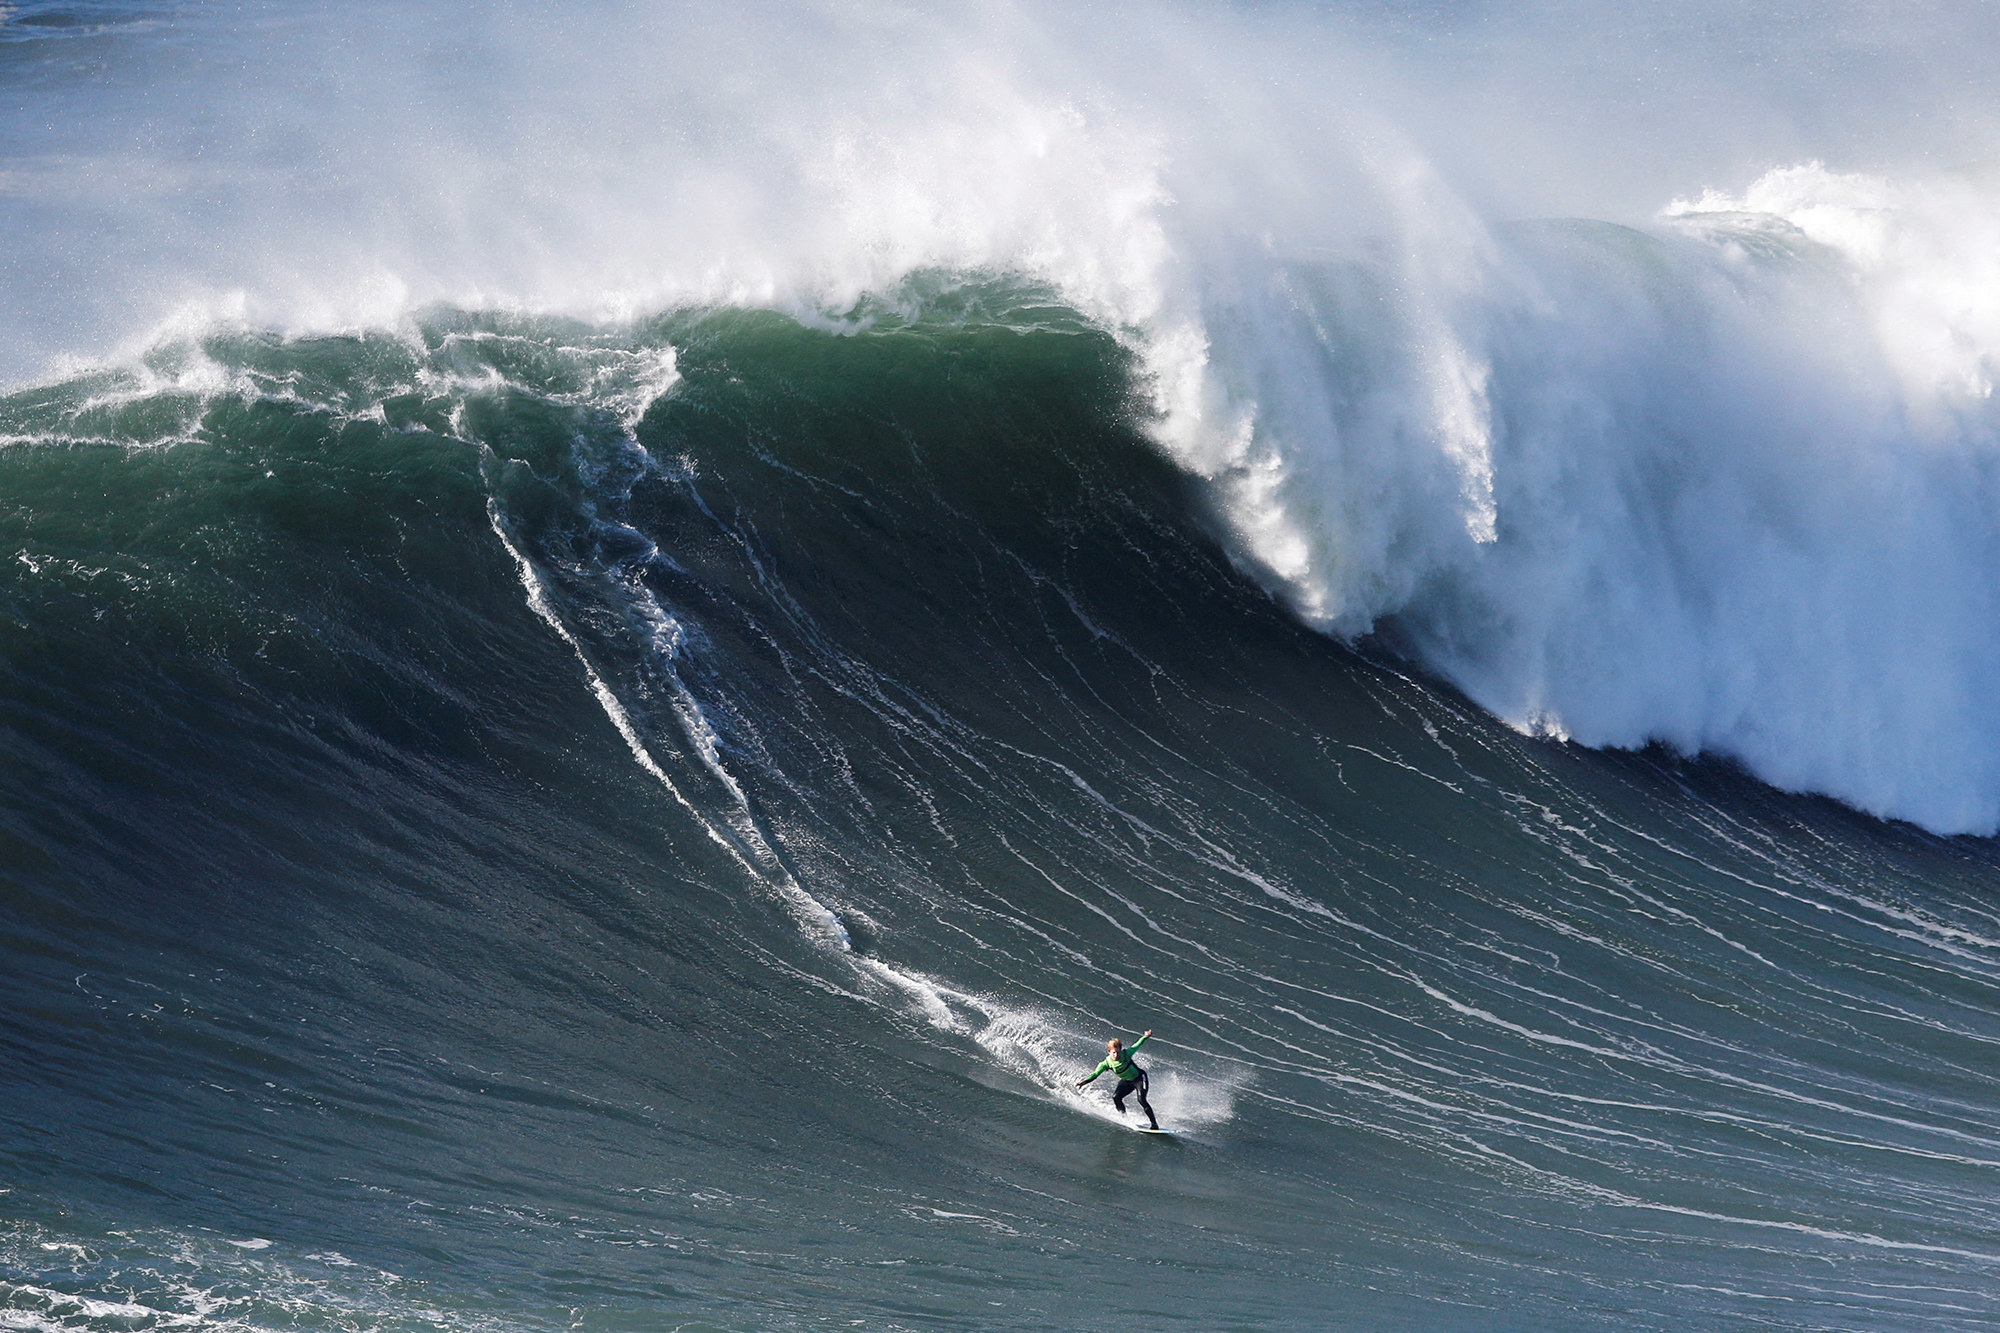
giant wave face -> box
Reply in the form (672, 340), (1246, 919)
(10, 4), (2000, 1332)
(9, 0), (2000, 830)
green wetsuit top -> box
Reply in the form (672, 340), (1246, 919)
(1078, 1033), (1149, 1085)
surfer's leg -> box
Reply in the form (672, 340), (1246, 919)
(1112, 1077), (1136, 1115)
(1136, 1071), (1159, 1129)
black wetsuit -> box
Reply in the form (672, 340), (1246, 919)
(1113, 1070), (1157, 1128)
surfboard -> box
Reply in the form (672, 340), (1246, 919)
(1133, 1125), (1175, 1135)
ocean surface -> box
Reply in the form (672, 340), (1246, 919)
(10, 3), (2000, 1330)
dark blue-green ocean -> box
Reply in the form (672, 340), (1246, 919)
(11, 3), (2000, 1330)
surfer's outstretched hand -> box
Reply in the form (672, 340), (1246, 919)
(1144, 1029), (1153, 1037)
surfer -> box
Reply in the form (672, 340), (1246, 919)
(1075, 1029), (1159, 1129)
